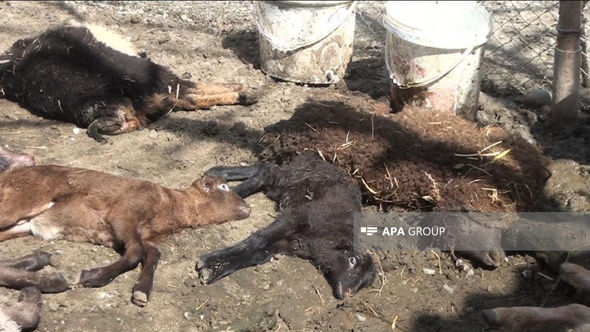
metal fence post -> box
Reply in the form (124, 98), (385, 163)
(551, 0), (583, 123)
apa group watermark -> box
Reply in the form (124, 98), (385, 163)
(354, 212), (590, 252)
(361, 226), (446, 237)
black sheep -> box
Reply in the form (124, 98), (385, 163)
(0, 22), (256, 143)
(197, 152), (376, 299)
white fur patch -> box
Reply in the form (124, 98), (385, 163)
(30, 217), (62, 241)
(0, 308), (21, 332)
(66, 20), (139, 57)
(2, 221), (31, 236)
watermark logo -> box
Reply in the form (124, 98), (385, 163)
(360, 226), (378, 236)
(355, 212), (590, 252)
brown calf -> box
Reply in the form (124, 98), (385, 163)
(0, 165), (251, 306)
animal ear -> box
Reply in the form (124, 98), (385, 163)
(200, 176), (216, 193)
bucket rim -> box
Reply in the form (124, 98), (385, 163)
(253, 1), (357, 52)
(269, 1), (353, 8)
(383, 1), (492, 49)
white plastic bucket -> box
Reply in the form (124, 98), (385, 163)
(383, 1), (492, 119)
(253, 1), (357, 84)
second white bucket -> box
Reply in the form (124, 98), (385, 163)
(254, 1), (357, 84)
(383, 1), (492, 119)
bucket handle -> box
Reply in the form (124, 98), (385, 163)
(252, 1), (358, 53)
(385, 44), (476, 89)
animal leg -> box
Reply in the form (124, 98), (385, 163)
(1, 287), (42, 331)
(205, 163), (278, 198)
(86, 117), (123, 144)
(194, 84), (257, 106)
(0, 266), (69, 293)
(78, 240), (144, 288)
(482, 304), (590, 332)
(180, 92), (254, 110)
(560, 262), (590, 293)
(78, 195), (153, 288)
(0, 251), (52, 271)
(188, 83), (244, 95)
(483, 263), (590, 331)
(197, 212), (305, 284)
(205, 164), (266, 181)
(131, 243), (161, 307)
(0, 222), (32, 242)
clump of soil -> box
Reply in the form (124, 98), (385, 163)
(258, 92), (551, 212)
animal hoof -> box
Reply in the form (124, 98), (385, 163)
(86, 130), (109, 144)
(18, 286), (42, 303)
(238, 92), (257, 105)
(35, 251), (53, 268)
(40, 272), (70, 293)
(481, 309), (500, 326)
(195, 258), (211, 285)
(132, 290), (148, 307)
(78, 268), (107, 288)
(476, 250), (505, 268)
(196, 254), (233, 284)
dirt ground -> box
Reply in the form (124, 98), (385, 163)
(0, 1), (589, 332)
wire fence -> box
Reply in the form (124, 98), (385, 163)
(478, 1), (559, 95)
(479, 0), (590, 108)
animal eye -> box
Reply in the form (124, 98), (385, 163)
(218, 183), (230, 192)
(349, 256), (357, 266)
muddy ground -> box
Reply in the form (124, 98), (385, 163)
(0, 1), (589, 332)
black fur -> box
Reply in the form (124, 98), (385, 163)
(198, 152), (377, 299)
(0, 24), (201, 142)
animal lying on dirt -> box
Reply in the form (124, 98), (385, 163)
(0, 21), (257, 143)
(0, 147), (34, 172)
(197, 152), (377, 299)
(0, 165), (251, 306)
(0, 252), (70, 332)
(482, 262), (590, 332)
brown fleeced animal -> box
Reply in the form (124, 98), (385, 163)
(0, 165), (251, 306)
(0, 22), (257, 143)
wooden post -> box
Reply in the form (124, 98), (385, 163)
(551, 0), (583, 124)
(581, 13), (590, 87)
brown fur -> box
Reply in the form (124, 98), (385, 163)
(482, 263), (590, 331)
(0, 165), (250, 306)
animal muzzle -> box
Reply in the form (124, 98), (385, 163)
(236, 205), (251, 219)
(334, 282), (355, 299)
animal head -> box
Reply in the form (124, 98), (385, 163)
(322, 245), (376, 299)
(191, 175), (251, 222)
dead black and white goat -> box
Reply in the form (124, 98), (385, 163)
(0, 22), (256, 143)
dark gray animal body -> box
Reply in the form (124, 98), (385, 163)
(197, 152), (376, 299)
